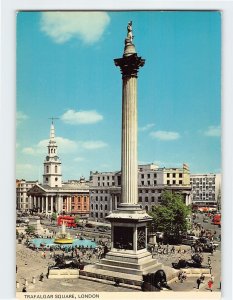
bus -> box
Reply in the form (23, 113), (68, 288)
(212, 214), (221, 226)
(57, 215), (77, 228)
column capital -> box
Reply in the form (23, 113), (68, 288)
(114, 53), (145, 79)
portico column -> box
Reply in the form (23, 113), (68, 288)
(115, 195), (117, 210)
(51, 197), (54, 213)
(45, 196), (48, 215)
(110, 195), (113, 212)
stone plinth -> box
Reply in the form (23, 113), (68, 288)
(48, 268), (79, 279)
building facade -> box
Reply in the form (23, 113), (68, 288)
(89, 163), (192, 221)
(27, 123), (90, 217)
(16, 179), (39, 211)
(190, 173), (221, 206)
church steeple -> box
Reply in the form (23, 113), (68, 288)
(43, 121), (62, 187)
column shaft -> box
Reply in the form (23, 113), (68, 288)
(121, 77), (138, 205)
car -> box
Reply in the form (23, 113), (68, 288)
(182, 236), (199, 246)
(203, 219), (209, 223)
(85, 223), (94, 228)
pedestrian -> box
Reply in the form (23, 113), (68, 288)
(22, 286), (27, 292)
(208, 279), (213, 291)
(200, 273), (205, 283)
(196, 278), (201, 289)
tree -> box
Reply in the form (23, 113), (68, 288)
(25, 225), (36, 235)
(74, 216), (80, 224)
(51, 212), (57, 221)
(149, 191), (191, 242)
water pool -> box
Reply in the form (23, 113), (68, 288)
(29, 238), (97, 249)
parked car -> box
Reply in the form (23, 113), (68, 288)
(182, 236), (199, 246)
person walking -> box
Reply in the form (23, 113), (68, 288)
(208, 279), (213, 292)
(196, 278), (201, 289)
(22, 286), (27, 292)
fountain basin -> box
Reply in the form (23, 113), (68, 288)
(29, 238), (97, 249)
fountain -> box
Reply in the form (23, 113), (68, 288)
(54, 221), (73, 244)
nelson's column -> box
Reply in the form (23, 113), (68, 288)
(84, 22), (164, 281)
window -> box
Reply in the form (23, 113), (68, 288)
(55, 165), (57, 173)
(91, 204), (93, 209)
(46, 177), (48, 182)
(105, 196), (108, 201)
(167, 180), (170, 185)
(173, 173), (176, 178)
(179, 180), (182, 184)
(96, 204), (98, 210)
(173, 180), (176, 184)
(147, 181), (150, 185)
(141, 174), (144, 178)
(141, 181), (144, 186)
(154, 173), (157, 178)
(145, 197), (148, 202)
(107, 176), (109, 180)
(105, 204), (108, 210)
(167, 173), (170, 177)
(179, 173), (182, 178)
(103, 183), (105, 186)
(139, 197), (142, 202)
(78, 197), (81, 202)
(55, 177), (58, 181)
(154, 180), (157, 185)
(84, 197), (86, 202)
(147, 174), (150, 178)
(98, 177), (100, 181)
(46, 166), (49, 173)
(84, 206), (87, 210)
(151, 196), (155, 202)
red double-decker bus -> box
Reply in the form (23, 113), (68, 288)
(212, 214), (221, 226)
(57, 215), (77, 228)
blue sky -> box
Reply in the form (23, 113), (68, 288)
(16, 11), (221, 181)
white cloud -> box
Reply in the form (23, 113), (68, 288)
(40, 12), (110, 44)
(139, 123), (155, 132)
(22, 137), (107, 156)
(17, 111), (28, 125)
(22, 137), (78, 155)
(81, 141), (107, 150)
(150, 130), (180, 141)
(204, 125), (221, 137)
(61, 109), (103, 125)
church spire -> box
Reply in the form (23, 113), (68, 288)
(43, 121), (62, 188)
(50, 122), (55, 141)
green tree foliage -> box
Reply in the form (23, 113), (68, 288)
(149, 191), (191, 241)
(51, 212), (57, 221)
(74, 216), (80, 224)
(25, 225), (35, 235)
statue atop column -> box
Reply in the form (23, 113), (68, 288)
(126, 21), (133, 44)
(123, 21), (136, 56)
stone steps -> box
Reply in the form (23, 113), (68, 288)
(98, 257), (159, 270)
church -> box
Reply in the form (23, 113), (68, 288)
(27, 122), (90, 218)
